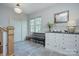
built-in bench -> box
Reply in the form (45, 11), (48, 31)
(26, 33), (45, 46)
(31, 33), (45, 46)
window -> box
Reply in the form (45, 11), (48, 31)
(30, 19), (34, 32)
(30, 17), (42, 33)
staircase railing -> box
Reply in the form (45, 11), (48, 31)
(0, 26), (14, 56)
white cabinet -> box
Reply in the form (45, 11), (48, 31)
(45, 33), (79, 55)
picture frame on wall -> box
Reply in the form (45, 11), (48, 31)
(54, 10), (69, 23)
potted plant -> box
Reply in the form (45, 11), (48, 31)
(47, 21), (54, 32)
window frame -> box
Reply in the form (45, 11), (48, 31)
(29, 16), (42, 33)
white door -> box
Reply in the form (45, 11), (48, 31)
(10, 16), (27, 42)
(22, 20), (27, 41)
(14, 19), (22, 42)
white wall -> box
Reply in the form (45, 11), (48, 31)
(0, 4), (28, 42)
(0, 4), (10, 27)
(28, 3), (79, 33)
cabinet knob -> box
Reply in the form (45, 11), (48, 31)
(62, 38), (64, 40)
(47, 43), (49, 45)
(62, 42), (64, 44)
(54, 45), (57, 47)
(75, 40), (77, 42)
(62, 47), (66, 49)
(75, 36), (77, 38)
(75, 44), (77, 47)
(74, 51), (78, 53)
(76, 51), (78, 53)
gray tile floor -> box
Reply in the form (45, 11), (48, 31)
(14, 40), (66, 56)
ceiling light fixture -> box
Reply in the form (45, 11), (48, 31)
(14, 3), (22, 14)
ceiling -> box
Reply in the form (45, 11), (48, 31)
(2, 3), (55, 15)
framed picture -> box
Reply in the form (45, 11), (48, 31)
(54, 10), (69, 23)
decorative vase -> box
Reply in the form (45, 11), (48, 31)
(49, 27), (51, 32)
(67, 26), (76, 33)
